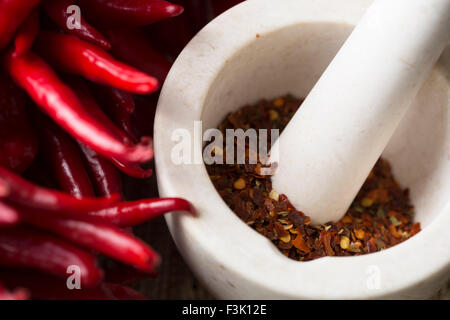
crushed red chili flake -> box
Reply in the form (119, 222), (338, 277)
(206, 95), (421, 261)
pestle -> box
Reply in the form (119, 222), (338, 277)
(270, 0), (450, 225)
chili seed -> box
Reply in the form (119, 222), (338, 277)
(269, 110), (279, 121)
(342, 216), (353, 224)
(361, 197), (374, 207)
(389, 216), (402, 227)
(280, 233), (291, 243)
(354, 229), (365, 240)
(273, 98), (284, 107)
(269, 189), (279, 201)
(233, 178), (246, 190)
(340, 236), (350, 250)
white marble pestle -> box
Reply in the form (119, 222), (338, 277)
(270, 0), (450, 224)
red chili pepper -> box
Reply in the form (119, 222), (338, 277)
(3, 50), (153, 164)
(0, 271), (145, 300)
(0, 200), (20, 226)
(22, 213), (161, 273)
(78, 143), (124, 200)
(103, 283), (147, 300)
(0, 282), (28, 300)
(68, 78), (137, 145)
(43, 0), (111, 50)
(67, 78), (154, 178)
(0, 73), (38, 174)
(95, 86), (138, 142)
(36, 31), (158, 94)
(110, 157), (153, 179)
(105, 28), (172, 84)
(78, 0), (184, 28)
(0, 226), (103, 288)
(97, 86), (135, 114)
(13, 8), (39, 57)
(86, 198), (194, 227)
(132, 94), (159, 139)
(0, 166), (118, 214)
(0, 0), (40, 51)
(36, 114), (95, 198)
(0, 179), (8, 197)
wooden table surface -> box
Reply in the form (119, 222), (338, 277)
(126, 173), (449, 300)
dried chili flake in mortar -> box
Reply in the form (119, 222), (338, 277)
(206, 95), (421, 261)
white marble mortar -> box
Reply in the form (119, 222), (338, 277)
(154, 0), (450, 299)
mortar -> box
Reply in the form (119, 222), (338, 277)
(154, 0), (450, 299)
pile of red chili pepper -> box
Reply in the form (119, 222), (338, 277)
(207, 95), (421, 261)
(0, 0), (245, 300)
